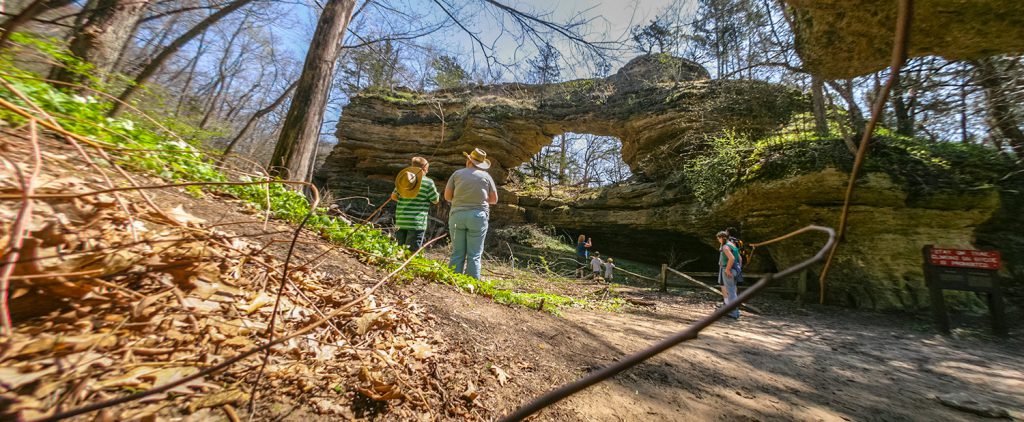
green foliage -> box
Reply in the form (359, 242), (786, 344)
(429, 55), (469, 90)
(492, 224), (574, 253)
(681, 122), (1012, 204)
(0, 34), (576, 314)
(682, 129), (749, 203)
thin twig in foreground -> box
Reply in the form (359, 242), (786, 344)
(0, 119), (41, 335)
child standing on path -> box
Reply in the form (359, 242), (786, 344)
(603, 258), (615, 282)
(391, 157), (439, 251)
(590, 252), (603, 280)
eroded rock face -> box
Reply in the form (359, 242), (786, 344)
(500, 170), (1001, 310)
(784, 0), (1024, 78)
(317, 54), (1008, 311)
(318, 55), (802, 190)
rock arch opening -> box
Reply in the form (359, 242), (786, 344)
(515, 132), (631, 191)
(317, 54), (802, 269)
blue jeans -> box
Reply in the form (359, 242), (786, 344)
(718, 267), (741, 318)
(395, 229), (425, 251)
(448, 209), (488, 279)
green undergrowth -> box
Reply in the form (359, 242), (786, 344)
(0, 33), (575, 314)
(491, 224), (574, 253)
(682, 114), (1014, 204)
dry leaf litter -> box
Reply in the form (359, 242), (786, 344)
(0, 131), (498, 421)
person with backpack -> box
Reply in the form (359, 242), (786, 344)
(391, 157), (439, 251)
(716, 230), (741, 319)
(726, 226), (750, 285)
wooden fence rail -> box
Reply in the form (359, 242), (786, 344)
(661, 265), (763, 314)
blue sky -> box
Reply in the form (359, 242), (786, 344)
(277, 0), (695, 81)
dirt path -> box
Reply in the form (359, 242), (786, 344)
(418, 283), (1024, 421)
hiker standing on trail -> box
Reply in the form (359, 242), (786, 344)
(717, 231), (741, 319)
(445, 148), (498, 280)
(604, 257), (615, 282)
(726, 226), (747, 286)
(391, 157), (439, 251)
(590, 252), (603, 280)
(575, 235), (592, 278)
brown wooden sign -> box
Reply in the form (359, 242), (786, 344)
(922, 245), (1007, 337)
(927, 248), (1001, 270)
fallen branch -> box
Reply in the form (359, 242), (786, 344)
(624, 297), (655, 307)
(0, 119), (41, 335)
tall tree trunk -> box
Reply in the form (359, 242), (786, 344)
(891, 73), (914, 136)
(975, 58), (1024, 157)
(268, 0), (356, 181)
(811, 75), (828, 136)
(109, 0), (253, 116)
(51, 0), (151, 84)
(0, 0), (75, 48)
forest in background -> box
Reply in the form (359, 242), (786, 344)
(0, 0), (1020, 189)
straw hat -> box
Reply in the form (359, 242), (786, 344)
(463, 148), (491, 169)
(395, 166), (424, 198)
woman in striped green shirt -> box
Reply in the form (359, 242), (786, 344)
(391, 157), (439, 251)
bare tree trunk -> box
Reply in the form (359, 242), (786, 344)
(198, 15), (247, 128)
(811, 75), (828, 137)
(557, 133), (567, 185)
(51, 0), (152, 84)
(826, 78), (866, 151)
(268, 0), (356, 181)
(975, 58), (1024, 157)
(114, 7), (181, 75)
(109, 0), (253, 116)
(173, 30), (205, 117)
(0, 0), (75, 48)
(959, 79), (969, 143)
(219, 79), (297, 164)
(891, 73), (915, 136)
(223, 63), (267, 120)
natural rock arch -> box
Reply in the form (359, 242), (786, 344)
(318, 54), (803, 188)
(316, 55), (1005, 312)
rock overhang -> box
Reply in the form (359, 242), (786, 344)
(782, 0), (1024, 79)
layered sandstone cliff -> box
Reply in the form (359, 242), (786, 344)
(317, 55), (1014, 311)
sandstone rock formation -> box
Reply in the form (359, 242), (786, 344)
(317, 55), (1013, 311)
(319, 54), (802, 188)
(782, 0), (1024, 79)
(492, 169), (1001, 310)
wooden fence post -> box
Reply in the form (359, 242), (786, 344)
(659, 264), (668, 292)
